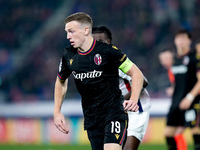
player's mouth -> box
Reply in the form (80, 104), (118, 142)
(70, 41), (75, 46)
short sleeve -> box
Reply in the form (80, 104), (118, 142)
(109, 45), (127, 67)
(57, 54), (72, 81)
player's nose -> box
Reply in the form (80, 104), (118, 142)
(67, 34), (70, 39)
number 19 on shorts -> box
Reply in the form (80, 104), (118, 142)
(111, 121), (121, 133)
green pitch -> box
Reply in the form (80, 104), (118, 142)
(0, 144), (193, 150)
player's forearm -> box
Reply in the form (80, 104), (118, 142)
(127, 64), (143, 102)
(129, 75), (143, 102)
(188, 80), (200, 98)
(54, 77), (68, 114)
(187, 72), (200, 100)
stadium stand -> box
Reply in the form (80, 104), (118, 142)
(0, 0), (200, 102)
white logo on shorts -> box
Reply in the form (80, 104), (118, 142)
(185, 109), (196, 122)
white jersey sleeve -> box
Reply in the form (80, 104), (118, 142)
(118, 69), (151, 112)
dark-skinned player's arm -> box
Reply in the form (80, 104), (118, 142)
(120, 70), (149, 100)
(119, 58), (144, 112)
(54, 77), (69, 134)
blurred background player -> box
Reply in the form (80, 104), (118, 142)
(159, 49), (175, 97)
(193, 39), (200, 150)
(92, 26), (151, 150)
(159, 49), (188, 150)
(164, 28), (200, 150)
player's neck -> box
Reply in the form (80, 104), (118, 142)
(78, 36), (94, 52)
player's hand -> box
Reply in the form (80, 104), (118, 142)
(54, 112), (69, 134)
(179, 97), (192, 110)
(123, 100), (139, 112)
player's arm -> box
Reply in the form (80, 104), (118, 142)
(54, 76), (69, 134)
(180, 71), (200, 110)
(119, 58), (144, 112)
(119, 70), (148, 99)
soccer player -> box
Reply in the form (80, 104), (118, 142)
(158, 49), (175, 97)
(54, 12), (146, 150)
(92, 26), (151, 150)
(159, 49), (188, 150)
(164, 28), (200, 150)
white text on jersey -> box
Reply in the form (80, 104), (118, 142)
(172, 65), (188, 74)
(72, 70), (103, 81)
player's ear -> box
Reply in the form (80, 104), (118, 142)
(108, 39), (111, 44)
(84, 27), (90, 36)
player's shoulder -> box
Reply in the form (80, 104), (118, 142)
(95, 41), (119, 50)
(111, 44), (120, 50)
(188, 51), (198, 62)
(188, 51), (196, 57)
(95, 40), (110, 48)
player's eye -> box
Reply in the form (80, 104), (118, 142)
(68, 29), (75, 33)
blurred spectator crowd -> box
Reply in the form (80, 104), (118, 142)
(0, 0), (200, 103)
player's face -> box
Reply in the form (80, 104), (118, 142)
(92, 33), (111, 44)
(174, 34), (191, 55)
(195, 43), (200, 55)
(159, 51), (173, 69)
(65, 21), (86, 48)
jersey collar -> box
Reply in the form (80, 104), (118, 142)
(78, 39), (96, 55)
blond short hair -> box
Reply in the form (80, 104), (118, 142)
(65, 12), (93, 32)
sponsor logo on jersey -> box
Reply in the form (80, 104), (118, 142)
(172, 65), (188, 74)
(94, 54), (102, 65)
(70, 59), (73, 65)
(72, 70), (103, 81)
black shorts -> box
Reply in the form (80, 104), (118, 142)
(167, 99), (200, 128)
(166, 105), (185, 126)
(86, 110), (128, 150)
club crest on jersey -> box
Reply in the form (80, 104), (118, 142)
(183, 56), (189, 65)
(94, 54), (102, 65)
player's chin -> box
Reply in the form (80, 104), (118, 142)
(72, 45), (77, 48)
(71, 43), (77, 48)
